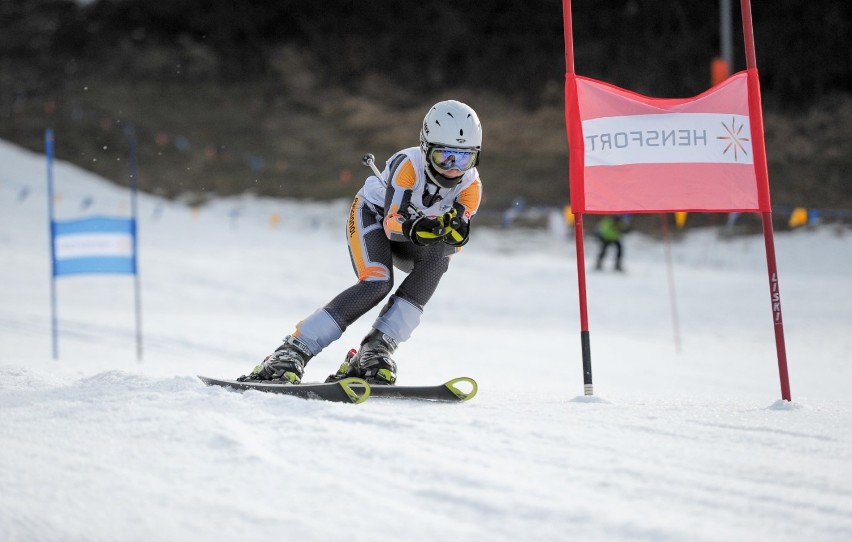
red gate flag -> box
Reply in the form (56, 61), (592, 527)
(562, 0), (791, 401)
(566, 69), (771, 214)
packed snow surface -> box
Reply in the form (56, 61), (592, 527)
(1, 139), (851, 541)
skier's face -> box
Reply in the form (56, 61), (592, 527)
(434, 164), (464, 179)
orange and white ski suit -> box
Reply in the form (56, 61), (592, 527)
(291, 147), (482, 356)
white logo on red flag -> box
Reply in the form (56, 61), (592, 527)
(582, 113), (753, 166)
(718, 116), (751, 162)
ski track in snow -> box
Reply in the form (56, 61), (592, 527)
(1, 139), (852, 541)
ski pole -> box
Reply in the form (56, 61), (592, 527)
(362, 153), (387, 185)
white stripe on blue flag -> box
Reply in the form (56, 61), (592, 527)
(52, 216), (136, 277)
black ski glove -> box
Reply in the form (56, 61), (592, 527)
(403, 215), (446, 246)
(443, 218), (470, 246)
(440, 207), (470, 247)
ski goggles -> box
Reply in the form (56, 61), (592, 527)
(428, 147), (479, 172)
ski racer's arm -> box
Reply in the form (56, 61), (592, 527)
(382, 158), (419, 243)
(444, 176), (482, 246)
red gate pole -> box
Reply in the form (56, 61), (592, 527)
(563, 0), (594, 395)
(562, 0), (575, 74)
(574, 215), (594, 396)
(741, 0), (792, 401)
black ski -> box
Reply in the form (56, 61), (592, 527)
(350, 377), (478, 402)
(198, 376), (371, 404)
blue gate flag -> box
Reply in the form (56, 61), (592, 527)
(51, 215), (137, 276)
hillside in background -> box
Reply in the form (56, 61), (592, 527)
(1, 0), (850, 214)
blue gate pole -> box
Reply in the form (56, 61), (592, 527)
(126, 125), (144, 362)
(45, 128), (59, 360)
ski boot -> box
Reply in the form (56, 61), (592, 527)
(237, 335), (313, 384)
(325, 329), (397, 385)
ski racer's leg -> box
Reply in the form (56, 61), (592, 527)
(240, 196), (393, 383)
(371, 241), (452, 343)
(295, 195), (395, 355)
(326, 242), (452, 385)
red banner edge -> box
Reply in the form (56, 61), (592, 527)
(565, 73), (586, 214)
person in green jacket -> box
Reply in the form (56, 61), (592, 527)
(594, 215), (629, 271)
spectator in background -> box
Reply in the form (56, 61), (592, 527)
(594, 215), (630, 272)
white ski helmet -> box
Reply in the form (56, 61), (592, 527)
(419, 100), (482, 188)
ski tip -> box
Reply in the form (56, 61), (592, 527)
(336, 377), (371, 404)
(443, 377), (478, 401)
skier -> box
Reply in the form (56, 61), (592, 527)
(594, 215), (629, 271)
(238, 100), (483, 385)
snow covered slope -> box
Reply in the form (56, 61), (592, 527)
(1, 139), (851, 541)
